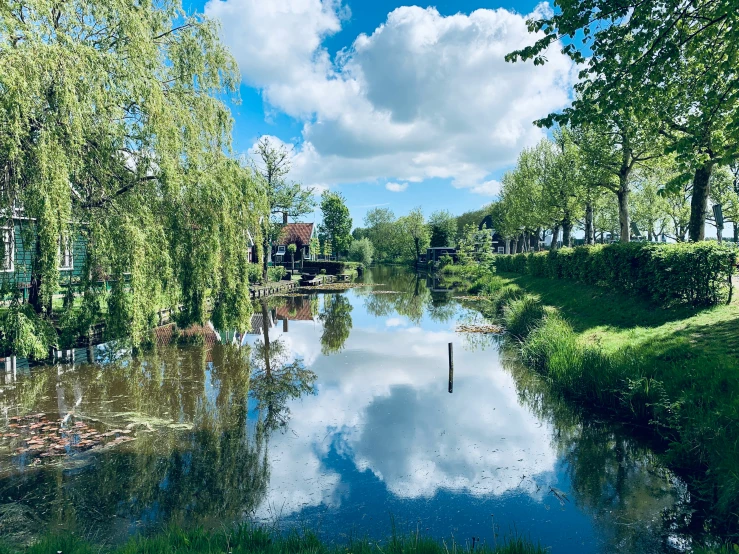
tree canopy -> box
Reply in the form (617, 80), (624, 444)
(0, 0), (266, 345)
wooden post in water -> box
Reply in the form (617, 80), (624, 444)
(448, 342), (454, 393)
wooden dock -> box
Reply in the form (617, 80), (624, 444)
(249, 280), (299, 298)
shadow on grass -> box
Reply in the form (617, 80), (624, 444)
(498, 273), (731, 333)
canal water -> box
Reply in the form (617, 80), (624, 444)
(0, 267), (695, 552)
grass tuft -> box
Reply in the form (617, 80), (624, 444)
(0, 526), (547, 554)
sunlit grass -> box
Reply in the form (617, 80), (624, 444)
(451, 268), (739, 533)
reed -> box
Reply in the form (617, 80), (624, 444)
(0, 526), (547, 554)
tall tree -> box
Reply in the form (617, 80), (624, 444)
(319, 191), (352, 259)
(507, 0), (739, 241)
(253, 137), (315, 280)
(364, 208), (401, 263)
(0, 0), (264, 343)
(398, 207), (430, 262)
(573, 114), (660, 242)
(428, 210), (457, 247)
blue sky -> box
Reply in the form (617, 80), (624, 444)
(186, 0), (574, 227)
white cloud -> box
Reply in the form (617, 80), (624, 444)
(207, 1), (575, 195)
(384, 317), (407, 327)
(470, 179), (502, 196)
(248, 313), (558, 519)
(385, 182), (408, 193)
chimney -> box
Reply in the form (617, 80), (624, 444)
(283, 212), (289, 225)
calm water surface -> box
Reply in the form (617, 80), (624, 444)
(0, 268), (695, 552)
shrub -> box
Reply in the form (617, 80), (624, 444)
(502, 294), (546, 339)
(267, 266), (286, 282)
(246, 264), (261, 284)
(0, 303), (56, 359)
(348, 238), (374, 266)
(438, 254), (453, 269)
(302, 261), (359, 275)
(494, 242), (736, 307)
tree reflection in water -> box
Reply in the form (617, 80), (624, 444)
(501, 351), (693, 552)
(251, 300), (317, 434)
(318, 295), (353, 354)
(0, 312), (317, 546)
(360, 270), (429, 324)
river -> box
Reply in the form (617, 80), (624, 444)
(0, 267), (697, 552)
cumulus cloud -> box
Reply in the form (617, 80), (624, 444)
(206, 0), (575, 195)
(249, 312), (558, 519)
(385, 182), (408, 193)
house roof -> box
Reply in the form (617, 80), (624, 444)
(278, 223), (314, 246)
(276, 302), (314, 321)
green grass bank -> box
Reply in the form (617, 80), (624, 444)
(443, 264), (739, 538)
(0, 526), (545, 554)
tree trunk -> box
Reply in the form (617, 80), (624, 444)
(291, 254), (295, 271)
(28, 234), (46, 314)
(689, 162), (714, 242)
(734, 222), (738, 244)
(647, 229), (653, 242)
(414, 237), (420, 262)
(617, 184), (630, 243)
(562, 218), (573, 248)
(550, 225), (560, 251)
(584, 202), (594, 245)
(262, 234), (270, 283)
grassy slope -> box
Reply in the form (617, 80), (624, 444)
(0, 527), (545, 554)
(491, 271), (739, 534)
(499, 272), (739, 361)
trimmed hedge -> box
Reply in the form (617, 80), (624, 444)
(302, 261), (363, 275)
(494, 242), (737, 306)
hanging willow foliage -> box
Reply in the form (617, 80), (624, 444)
(0, 0), (266, 347)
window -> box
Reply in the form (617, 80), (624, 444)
(59, 235), (73, 270)
(1, 227), (13, 272)
(497, 247), (505, 254)
(277, 245), (286, 254)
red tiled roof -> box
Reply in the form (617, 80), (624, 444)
(278, 223), (314, 246)
(276, 302), (314, 321)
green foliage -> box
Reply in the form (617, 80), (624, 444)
(455, 205), (492, 239)
(428, 210), (457, 247)
(463, 265), (739, 532)
(495, 242), (736, 306)
(506, 0), (739, 242)
(398, 207), (430, 262)
(252, 137), (315, 280)
(349, 237), (374, 266)
(362, 207), (429, 264)
(0, 302), (56, 359)
(438, 254), (453, 269)
(502, 295), (546, 339)
(267, 266), (286, 282)
(318, 294), (353, 354)
(0, 525), (548, 554)
(246, 264), (262, 284)
(0, 0), (266, 344)
(469, 273), (506, 296)
(319, 191), (353, 257)
(303, 260), (360, 275)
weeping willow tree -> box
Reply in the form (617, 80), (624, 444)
(0, 0), (265, 345)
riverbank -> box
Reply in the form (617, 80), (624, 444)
(445, 265), (739, 538)
(0, 526), (546, 554)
